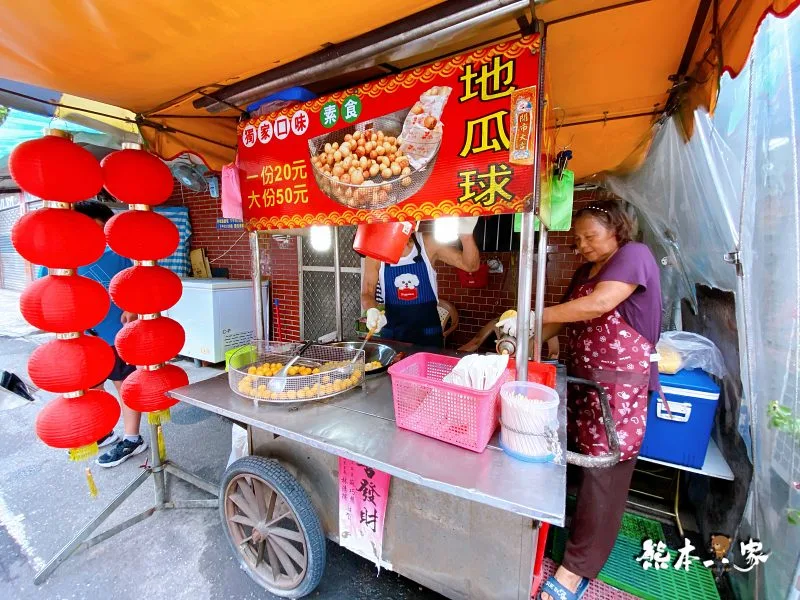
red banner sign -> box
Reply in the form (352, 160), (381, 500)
(238, 35), (541, 230)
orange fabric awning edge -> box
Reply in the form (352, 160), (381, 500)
(0, 0), (795, 178)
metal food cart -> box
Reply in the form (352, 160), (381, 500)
(163, 20), (622, 599)
(168, 229), (619, 600)
(171, 352), (569, 599)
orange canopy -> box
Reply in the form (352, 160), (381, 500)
(0, 0), (794, 178)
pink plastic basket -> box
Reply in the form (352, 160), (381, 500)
(387, 352), (511, 452)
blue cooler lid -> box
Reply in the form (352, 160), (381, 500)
(659, 369), (720, 395)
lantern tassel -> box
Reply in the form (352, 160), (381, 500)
(148, 408), (171, 425)
(157, 425), (166, 463)
(69, 441), (99, 462)
(85, 467), (98, 498)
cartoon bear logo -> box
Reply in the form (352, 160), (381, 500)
(394, 273), (420, 301)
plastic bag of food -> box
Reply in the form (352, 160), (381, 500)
(656, 331), (727, 379)
(399, 86), (451, 170)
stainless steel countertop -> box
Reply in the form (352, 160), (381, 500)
(170, 361), (567, 526)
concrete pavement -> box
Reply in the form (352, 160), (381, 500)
(0, 289), (442, 600)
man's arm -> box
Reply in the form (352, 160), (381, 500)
(426, 231), (480, 272)
(360, 257), (381, 311)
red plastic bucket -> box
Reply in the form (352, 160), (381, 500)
(353, 221), (415, 264)
(507, 358), (557, 388)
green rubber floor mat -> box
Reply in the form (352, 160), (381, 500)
(598, 536), (719, 600)
(619, 513), (665, 543)
(549, 513), (719, 600)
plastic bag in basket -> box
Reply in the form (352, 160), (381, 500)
(442, 354), (509, 390)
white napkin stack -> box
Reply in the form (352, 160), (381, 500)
(442, 354), (509, 390)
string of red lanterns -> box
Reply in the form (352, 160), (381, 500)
(10, 131), (121, 495)
(102, 145), (188, 429)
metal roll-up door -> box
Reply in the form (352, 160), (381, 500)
(0, 204), (26, 291)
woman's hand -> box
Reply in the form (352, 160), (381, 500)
(120, 311), (137, 324)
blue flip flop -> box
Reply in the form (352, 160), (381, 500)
(537, 575), (590, 600)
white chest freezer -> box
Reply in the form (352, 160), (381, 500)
(164, 278), (270, 364)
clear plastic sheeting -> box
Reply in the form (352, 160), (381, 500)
(610, 10), (800, 600)
(729, 12), (800, 600)
(606, 112), (741, 303)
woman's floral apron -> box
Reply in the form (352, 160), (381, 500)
(566, 281), (652, 461)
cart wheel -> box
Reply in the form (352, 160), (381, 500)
(220, 456), (326, 598)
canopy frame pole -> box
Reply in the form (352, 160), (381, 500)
(333, 227), (343, 341)
(515, 21), (547, 375)
(533, 224), (548, 362)
(194, 0), (534, 112)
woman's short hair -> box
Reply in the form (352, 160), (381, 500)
(574, 200), (634, 245)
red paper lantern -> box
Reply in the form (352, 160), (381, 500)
(104, 211), (179, 260)
(115, 317), (185, 366)
(11, 208), (105, 268)
(35, 390), (121, 457)
(9, 135), (103, 201)
(29, 335), (115, 393)
(21, 275), (110, 333)
(121, 365), (188, 415)
(109, 265), (181, 314)
(101, 149), (174, 205)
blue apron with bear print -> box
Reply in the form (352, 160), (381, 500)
(380, 235), (443, 347)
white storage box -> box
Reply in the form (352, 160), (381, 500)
(163, 278), (270, 363)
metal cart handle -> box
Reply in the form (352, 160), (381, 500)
(564, 376), (621, 469)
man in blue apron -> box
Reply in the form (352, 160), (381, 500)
(360, 218), (479, 347)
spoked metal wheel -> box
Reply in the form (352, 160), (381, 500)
(220, 457), (326, 598)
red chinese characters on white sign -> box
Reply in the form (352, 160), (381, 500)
(338, 457), (390, 569)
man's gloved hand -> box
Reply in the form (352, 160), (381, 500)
(458, 216), (480, 235)
(496, 309), (535, 338)
(365, 307), (387, 332)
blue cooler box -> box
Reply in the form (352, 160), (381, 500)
(639, 369), (720, 468)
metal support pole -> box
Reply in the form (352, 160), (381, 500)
(33, 468), (151, 584)
(164, 463), (219, 497)
(149, 422), (166, 506)
(333, 226), (343, 340)
(33, 422), (218, 585)
(515, 212), (537, 375)
(514, 21), (547, 375)
(250, 231), (265, 340)
(533, 223), (548, 362)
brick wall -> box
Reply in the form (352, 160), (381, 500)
(268, 237), (301, 342)
(168, 186), (301, 341)
(173, 185), (606, 350)
(436, 190), (603, 350)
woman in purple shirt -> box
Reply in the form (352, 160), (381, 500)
(537, 200), (662, 600)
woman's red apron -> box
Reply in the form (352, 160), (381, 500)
(566, 281), (652, 461)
